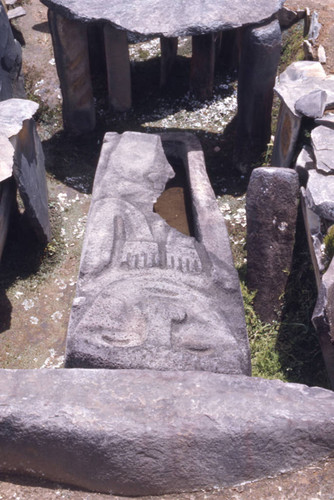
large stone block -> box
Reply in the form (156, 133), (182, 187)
(0, 4), (25, 101)
(41, 0), (284, 38)
(235, 19), (282, 172)
(1, 369), (334, 495)
(66, 131), (250, 374)
(246, 167), (299, 322)
(0, 98), (51, 245)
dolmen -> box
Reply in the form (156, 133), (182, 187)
(41, 0), (283, 170)
(2, 132), (334, 495)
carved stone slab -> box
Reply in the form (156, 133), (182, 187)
(1, 368), (334, 495)
(66, 131), (250, 374)
(40, 0), (284, 38)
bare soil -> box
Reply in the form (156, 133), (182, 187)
(1, 0), (334, 498)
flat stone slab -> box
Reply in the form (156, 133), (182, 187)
(0, 98), (51, 243)
(66, 131), (250, 374)
(0, 98), (38, 137)
(315, 112), (334, 128)
(311, 125), (334, 174)
(305, 169), (334, 221)
(275, 61), (334, 117)
(1, 369), (334, 496)
(0, 99), (38, 182)
(40, 0), (284, 37)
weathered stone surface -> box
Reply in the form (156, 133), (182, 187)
(190, 33), (215, 100)
(315, 112), (334, 128)
(300, 187), (323, 289)
(305, 169), (334, 222)
(235, 19), (282, 172)
(41, 0), (284, 38)
(271, 102), (301, 168)
(295, 89), (327, 119)
(278, 6), (305, 29)
(318, 44), (326, 64)
(104, 24), (131, 112)
(0, 98), (38, 138)
(312, 257), (334, 388)
(274, 61), (334, 117)
(307, 10), (321, 43)
(1, 369), (334, 495)
(0, 98), (51, 244)
(311, 125), (334, 174)
(294, 145), (315, 186)
(0, 4), (25, 101)
(48, 10), (95, 133)
(66, 131), (250, 373)
(0, 99), (38, 181)
(246, 167), (299, 322)
(0, 178), (15, 260)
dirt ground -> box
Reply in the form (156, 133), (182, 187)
(1, 0), (334, 498)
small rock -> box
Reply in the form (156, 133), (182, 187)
(308, 11), (322, 43)
(295, 89), (327, 118)
(318, 45), (326, 64)
(303, 39), (315, 61)
(278, 6), (305, 29)
(295, 145), (315, 186)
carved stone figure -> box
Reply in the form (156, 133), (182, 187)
(66, 131), (251, 374)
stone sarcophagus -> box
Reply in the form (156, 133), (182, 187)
(65, 131), (251, 374)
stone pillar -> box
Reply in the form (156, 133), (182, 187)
(190, 33), (215, 100)
(312, 258), (334, 389)
(104, 24), (131, 112)
(246, 167), (299, 322)
(160, 36), (178, 87)
(235, 19), (282, 173)
(271, 102), (302, 167)
(48, 10), (95, 134)
(216, 28), (239, 74)
(0, 178), (16, 261)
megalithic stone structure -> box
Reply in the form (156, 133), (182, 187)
(65, 131), (251, 374)
(235, 19), (282, 173)
(1, 369), (334, 496)
(246, 166), (299, 322)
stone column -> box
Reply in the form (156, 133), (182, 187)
(160, 36), (178, 87)
(271, 102), (302, 167)
(104, 24), (131, 112)
(190, 33), (215, 100)
(235, 19), (282, 173)
(216, 28), (239, 74)
(246, 167), (299, 322)
(0, 178), (16, 261)
(48, 10), (95, 134)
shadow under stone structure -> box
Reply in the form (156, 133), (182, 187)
(41, 0), (283, 169)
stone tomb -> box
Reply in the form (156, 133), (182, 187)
(65, 131), (251, 374)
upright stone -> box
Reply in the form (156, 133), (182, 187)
(0, 4), (25, 101)
(66, 131), (250, 374)
(312, 258), (334, 388)
(160, 36), (178, 87)
(247, 167), (299, 322)
(104, 24), (131, 112)
(271, 102), (302, 167)
(190, 33), (215, 100)
(48, 10), (95, 133)
(236, 19), (282, 172)
(0, 98), (51, 245)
